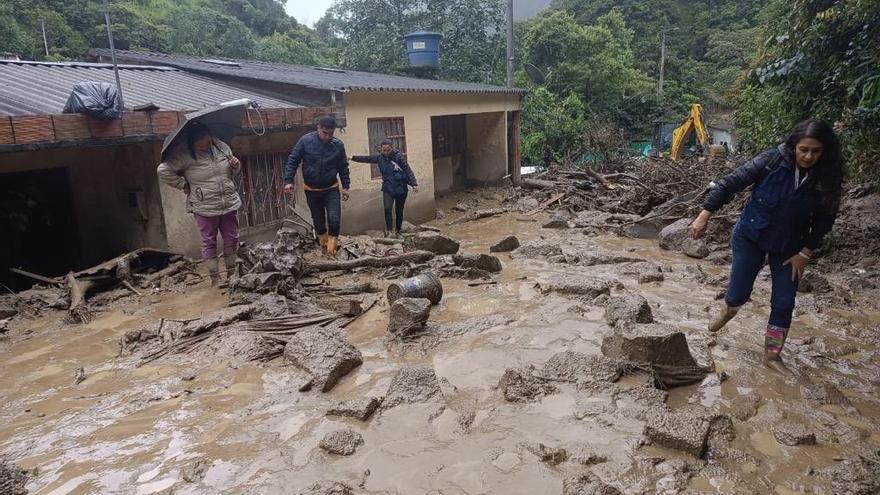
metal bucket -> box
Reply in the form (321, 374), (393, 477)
(387, 271), (443, 305)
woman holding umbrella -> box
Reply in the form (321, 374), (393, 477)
(157, 122), (242, 285)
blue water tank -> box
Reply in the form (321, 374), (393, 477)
(404, 30), (442, 67)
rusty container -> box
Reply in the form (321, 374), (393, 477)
(387, 271), (443, 305)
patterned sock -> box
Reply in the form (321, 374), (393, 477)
(765, 324), (789, 354)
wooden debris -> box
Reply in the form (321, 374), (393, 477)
(307, 251), (435, 273)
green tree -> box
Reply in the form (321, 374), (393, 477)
(166, 5), (257, 58)
(520, 87), (587, 164)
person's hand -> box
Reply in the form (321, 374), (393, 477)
(412, 186), (420, 193)
(690, 210), (712, 239)
(783, 253), (809, 282)
(228, 156), (241, 168)
(341, 189), (350, 201)
(183, 183), (191, 196)
(283, 183), (294, 194)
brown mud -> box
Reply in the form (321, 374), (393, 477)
(1, 190), (879, 494)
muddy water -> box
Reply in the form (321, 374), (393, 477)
(2, 195), (879, 494)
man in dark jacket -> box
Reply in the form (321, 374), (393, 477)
(351, 139), (418, 237)
(284, 115), (350, 256)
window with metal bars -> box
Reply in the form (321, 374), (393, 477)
(367, 117), (407, 179)
(236, 151), (290, 229)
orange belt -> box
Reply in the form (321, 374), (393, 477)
(302, 181), (339, 192)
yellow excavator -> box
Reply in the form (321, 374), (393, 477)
(670, 103), (710, 160)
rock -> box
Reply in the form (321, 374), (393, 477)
(453, 201), (470, 212)
(490, 235), (521, 253)
(705, 249), (731, 265)
(408, 231), (460, 255)
(682, 238), (710, 259)
(568, 446), (607, 466)
(435, 209), (446, 219)
(538, 351), (622, 384)
(539, 277), (613, 298)
(284, 327), (363, 392)
(822, 457), (880, 495)
(383, 366), (443, 409)
(658, 218), (692, 251)
(387, 298), (431, 337)
(73, 367), (86, 385)
(499, 367), (557, 403)
(319, 429), (364, 456)
(297, 481), (354, 495)
(400, 221), (423, 233)
(452, 253), (502, 273)
(0, 457), (28, 495)
(521, 442), (568, 465)
(542, 211), (570, 229)
(604, 293), (653, 326)
(181, 458), (210, 483)
(562, 473), (622, 495)
(687, 335), (715, 372)
(601, 324), (701, 369)
(772, 423), (817, 446)
(729, 392), (762, 421)
(514, 197), (540, 212)
(233, 272), (284, 293)
(800, 383), (853, 407)
(514, 243), (563, 258)
(797, 272), (831, 293)
(491, 451), (521, 472)
(0, 303), (17, 320)
(327, 397), (382, 421)
(644, 408), (711, 457)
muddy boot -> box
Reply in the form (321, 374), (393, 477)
(392, 230), (401, 239)
(223, 254), (238, 281)
(326, 236), (339, 257)
(708, 305), (741, 333)
(206, 258), (221, 286)
(318, 233), (329, 253)
(763, 324), (793, 376)
(383, 230), (390, 238)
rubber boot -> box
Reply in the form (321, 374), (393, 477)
(223, 253), (238, 281)
(708, 305), (741, 333)
(319, 233), (329, 251)
(326, 236), (339, 257)
(383, 230), (390, 238)
(392, 230), (400, 239)
(763, 324), (793, 376)
(206, 257), (221, 286)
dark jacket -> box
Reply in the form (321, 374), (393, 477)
(351, 150), (418, 197)
(284, 131), (351, 190)
(702, 144), (838, 255)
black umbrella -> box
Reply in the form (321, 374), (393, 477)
(161, 100), (254, 161)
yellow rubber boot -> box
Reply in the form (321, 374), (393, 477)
(326, 236), (339, 257)
(319, 233), (329, 253)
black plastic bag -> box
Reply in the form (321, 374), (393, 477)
(62, 82), (120, 120)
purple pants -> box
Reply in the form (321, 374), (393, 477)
(194, 212), (239, 258)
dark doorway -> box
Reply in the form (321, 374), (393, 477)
(1, 168), (80, 291)
(431, 114), (467, 194)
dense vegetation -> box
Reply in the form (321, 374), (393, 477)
(2, 0), (877, 183)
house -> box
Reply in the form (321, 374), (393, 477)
(0, 59), (333, 289)
(1, 54), (524, 289)
(90, 50), (526, 228)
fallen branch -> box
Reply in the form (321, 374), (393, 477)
(449, 208), (506, 225)
(307, 250), (435, 272)
(526, 192), (567, 216)
(521, 178), (558, 190)
(9, 267), (62, 286)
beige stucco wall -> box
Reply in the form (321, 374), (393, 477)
(465, 112), (508, 184)
(340, 91), (522, 232)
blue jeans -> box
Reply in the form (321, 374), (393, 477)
(725, 226), (798, 328)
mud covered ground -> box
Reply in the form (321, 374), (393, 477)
(1, 190), (879, 495)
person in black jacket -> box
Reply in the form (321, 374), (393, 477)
(351, 139), (419, 238)
(284, 115), (351, 256)
(690, 119), (844, 374)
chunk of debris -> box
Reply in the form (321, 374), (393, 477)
(387, 298), (431, 338)
(562, 473), (622, 495)
(514, 243), (563, 258)
(319, 429), (364, 456)
(658, 218), (692, 251)
(407, 232), (460, 255)
(797, 272), (832, 294)
(538, 277), (612, 299)
(728, 392), (762, 421)
(490, 235), (521, 253)
(801, 382), (853, 407)
(604, 293), (654, 326)
(73, 367), (86, 385)
(542, 211), (570, 229)
(0, 457), (28, 495)
(452, 253), (502, 273)
(682, 238), (710, 259)
(499, 367), (557, 403)
(601, 324), (702, 369)
(772, 423), (817, 446)
(520, 442), (568, 465)
(297, 481), (354, 495)
(327, 397), (382, 422)
(538, 351), (622, 384)
(181, 458), (211, 483)
(569, 446), (607, 466)
(284, 327), (363, 392)
(821, 456), (880, 495)
(232, 272), (285, 293)
(631, 262), (664, 284)
(644, 408), (712, 457)
(382, 366), (443, 409)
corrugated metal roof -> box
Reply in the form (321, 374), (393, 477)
(91, 49), (529, 95)
(0, 60), (302, 116)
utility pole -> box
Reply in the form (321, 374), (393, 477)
(658, 29), (667, 97)
(102, 0), (125, 112)
(41, 20), (49, 57)
(506, 0), (514, 87)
